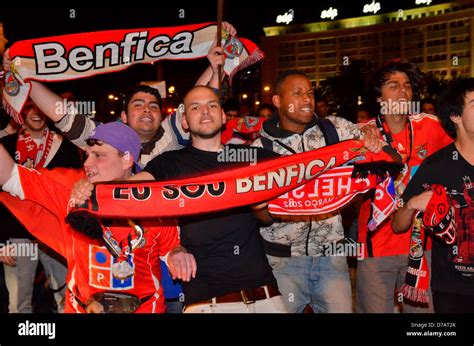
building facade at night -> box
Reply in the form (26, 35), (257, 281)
(261, 1), (474, 93)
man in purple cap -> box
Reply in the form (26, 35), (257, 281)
(0, 122), (194, 313)
(84, 122), (143, 181)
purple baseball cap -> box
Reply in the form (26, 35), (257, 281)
(88, 122), (142, 172)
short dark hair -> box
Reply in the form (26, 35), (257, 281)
(314, 96), (327, 104)
(437, 78), (474, 138)
(256, 102), (275, 114)
(357, 103), (372, 115)
(421, 98), (435, 106)
(123, 85), (162, 112)
(223, 98), (240, 113)
(273, 70), (309, 95)
(421, 98), (436, 114)
(371, 59), (425, 101)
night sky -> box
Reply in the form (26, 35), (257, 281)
(1, 2), (449, 43)
(0, 1), (451, 116)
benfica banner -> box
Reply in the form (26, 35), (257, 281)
(269, 165), (398, 230)
(2, 22), (263, 124)
(68, 140), (395, 222)
(268, 166), (376, 215)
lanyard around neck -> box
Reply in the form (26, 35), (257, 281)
(376, 115), (413, 165)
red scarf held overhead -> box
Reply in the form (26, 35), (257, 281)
(67, 140), (395, 228)
(2, 23), (263, 125)
(16, 127), (54, 168)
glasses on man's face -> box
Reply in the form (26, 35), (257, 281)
(382, 81), (413, 92)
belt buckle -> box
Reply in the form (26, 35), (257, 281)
(240, 290), (254, 305)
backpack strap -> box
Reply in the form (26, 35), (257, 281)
(260, 136), (297, 155)
(317, 118), (339, 145)
(259, 136), (274, 151)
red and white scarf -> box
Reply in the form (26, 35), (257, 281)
(401, 184), (457, 303)
(67, 140), (399, 232)
(3, 23), (263, 124)
(16, 127), (54, 168)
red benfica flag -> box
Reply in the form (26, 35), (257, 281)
(69, 140), (391, 220)
(2, 22), (263, 124)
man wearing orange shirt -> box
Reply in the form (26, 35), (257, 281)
(356, 59), (453, 313)
(0, 122), (193, 313)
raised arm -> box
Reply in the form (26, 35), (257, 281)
(29, 81), (96, 149)
(4, 49), (63, 122)
(3, 49), (96, 149)
(28, 81), (65, 122)
(195, 22), (236, 89)
(195, 46), (225, 89)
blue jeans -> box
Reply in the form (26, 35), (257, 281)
(267, 255), (352, 313)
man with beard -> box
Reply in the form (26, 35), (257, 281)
(71, 84), (384, 313)
(72, 86), (288, 313)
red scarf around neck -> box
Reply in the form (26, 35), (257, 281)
(16, 127), (54, 168)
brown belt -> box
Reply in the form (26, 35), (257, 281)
(188, 285), (281, 307)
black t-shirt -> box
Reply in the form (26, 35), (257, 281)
(144, 144), (279, 304)
(403, 143), (474, 295)
(0, 133), (83, 242)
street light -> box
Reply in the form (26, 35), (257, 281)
(264, 86), (270, 92)
(242, 94), (248, 99)
(168, 86), (175, 94)
(108, 94), (114, 100)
